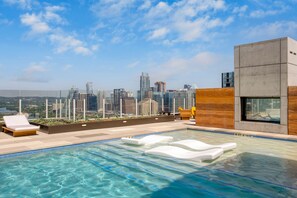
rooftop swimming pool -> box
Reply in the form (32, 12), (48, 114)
(0, 129), (297, 197)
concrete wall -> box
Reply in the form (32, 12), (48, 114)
(234, 37), (297, 134)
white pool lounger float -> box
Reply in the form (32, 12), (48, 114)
(121, 135), (173, 146)
(145, 146), (223, 161)
(170, 140), (237, 152)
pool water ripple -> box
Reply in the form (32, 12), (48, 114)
(0, 129), (296, 197)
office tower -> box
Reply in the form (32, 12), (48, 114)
(155, 81), (166, 92)
(153, 92), (164, 112)
(86, 82), (93, 95)
(97, 90), (106, 112)
(77, 93), (88, 112)
(221, 72), (234, 88)
(139, 72), (150, 101)
(113, 88), (127, 112)
(138, 98), (158, 115)
(122, 97), (136, 115)
(68, 87), (79, 100)
(87, 95), (97, 111)
(184, 84), (192, 90)
(164, 90), (175, 112)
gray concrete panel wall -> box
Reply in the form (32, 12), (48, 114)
(288, 37), (297, 65)
(234, 37), (294, 134)
(239, 39), (281, 67)
(239, 64), (280, 97)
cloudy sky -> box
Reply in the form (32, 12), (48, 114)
(0, 0), (296, 91)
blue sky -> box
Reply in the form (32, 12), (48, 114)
(0, 0), (297, 91)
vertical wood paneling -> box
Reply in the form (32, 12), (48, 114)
(288, 86), (297, 135)
(196, 88), (234, 129)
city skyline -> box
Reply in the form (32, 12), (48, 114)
(1, 0), (297, 90)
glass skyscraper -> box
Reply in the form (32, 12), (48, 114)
(139, 72), (150, 101)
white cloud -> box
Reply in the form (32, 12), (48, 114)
(143, 0), (232, 43)
(25, 63), (47, 74)
(244, 21), (297, 40)
(17, 62), (49, 82)
(44, 6), (65, 24)
(20, 13), (50, 34)
(146, 2), (172, 19)
(19, 5), (96, 55)
(233, 5), (248, 16)
(250, 9), (280, 18)
(111, 36), (122, 44)
(138, 0), (151, 10)
(148, 28), (169, 40)
(151, 51), (226, 80)
(91, 0), (135, 18)
(3, 0), (34, 10)
(49, 34), (92, 55)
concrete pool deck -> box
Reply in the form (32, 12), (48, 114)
(0, 120), (297, 155)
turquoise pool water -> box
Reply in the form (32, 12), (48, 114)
(0, 129), (297, 197)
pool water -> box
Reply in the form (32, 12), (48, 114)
(0, 129), (297, 197)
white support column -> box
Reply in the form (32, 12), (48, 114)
(59, 99), (62, 119)
(149, 98), (152, 116)
(65, 99), (67, 118)
(135, 98), (138, 117)
(102, 98), (105, 119)
(161, 97), (164, 112)
(55, 99), (58, 119)
(68, 99), (71, 120)
(183, 98), (186, 109)
(173, 98), (176, 115)
(73, 99), (76, 121)
(120, 98), (122, 118)
(45, 99), (48, 119)
(19, 99), (22, 114)
(83, 99), (86, 121)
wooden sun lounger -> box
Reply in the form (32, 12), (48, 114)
(2, 115), (39, 137)
(2, 126), (37, 137)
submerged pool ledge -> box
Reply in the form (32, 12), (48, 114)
(189, 125), (297, 142)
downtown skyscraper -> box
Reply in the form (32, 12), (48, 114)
(139, 72), (150, 101)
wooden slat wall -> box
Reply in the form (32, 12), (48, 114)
(196, 88), (234, 129)
(288, 86), (297, 135)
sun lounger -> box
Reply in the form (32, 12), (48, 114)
(121, 135), (173, 146)
(145, 146), (223, 161)
(2, 115), (39, 137)
(170, 140), (236, 152)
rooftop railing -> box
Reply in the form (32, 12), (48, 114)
(0, 89), (196, 122)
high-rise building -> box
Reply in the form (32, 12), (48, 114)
(68, 87), (79, 100)
(139, 72), (150, 101)
(113, 88), (127, 112)
(77, 93), (87, 112)
(138, 98), (158, 115)
(153, 92), (164, 112)
(155, 81), (166, 92)
(184, 84), (192, 90)
(97, 90), (106, 112)
(87, 95), (97, 111)
(221, 72), (234, 88)
(86, 82), (93, 95)
(122, 97), (136, 115)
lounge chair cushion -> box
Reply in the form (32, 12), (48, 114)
(171, 140), (237, 152)
(121, 135), (173, 146)
(145, 146), (223, 161)
(7, 125), (40, 132)
(3, 115), (30, 127)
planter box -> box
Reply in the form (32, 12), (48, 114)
(30, 115), (175, 134)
